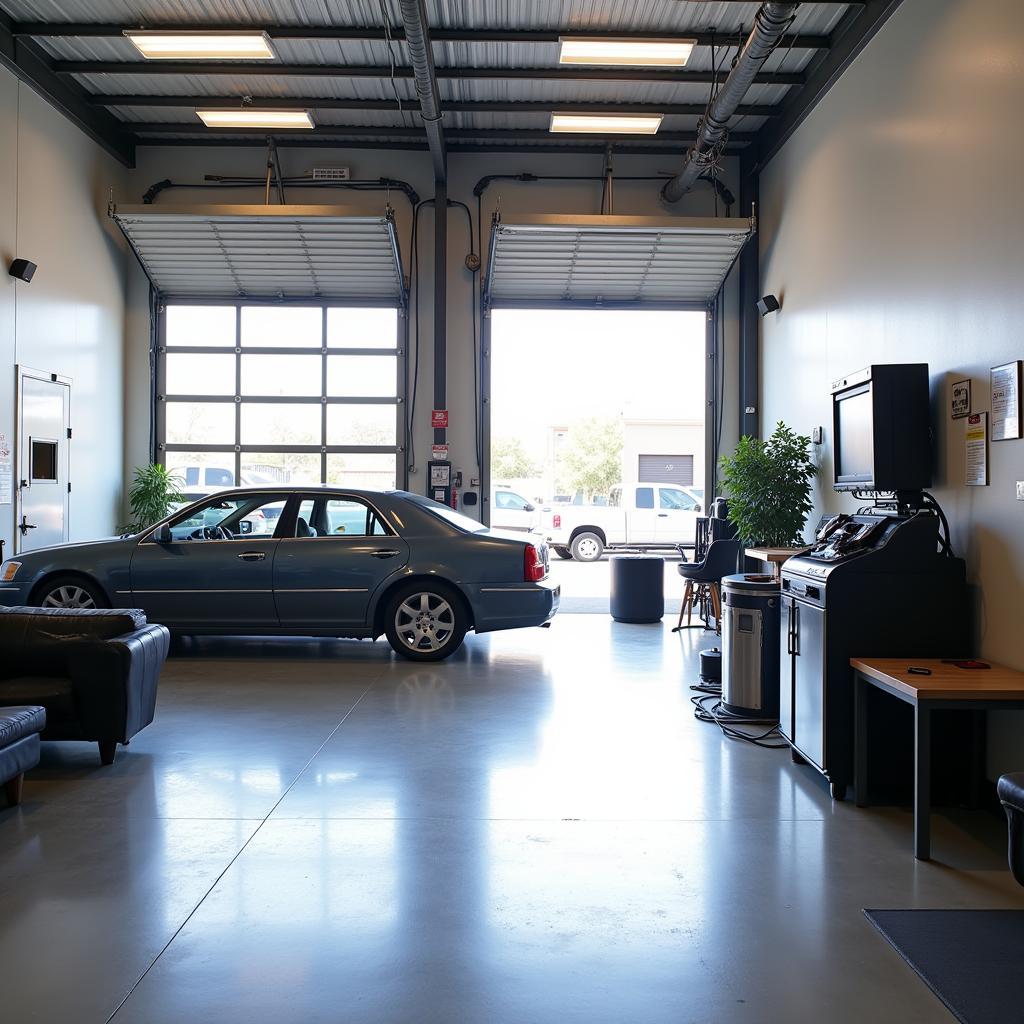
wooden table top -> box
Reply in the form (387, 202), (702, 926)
(745, 546), (807, 562)
(850, 658), (1024, 700)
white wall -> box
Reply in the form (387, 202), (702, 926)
(0, 66), (129, 558)
(758, 0), (1024, 776)
(123, 145), (741, 509)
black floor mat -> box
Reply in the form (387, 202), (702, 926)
(864, 909), (1024, 1024)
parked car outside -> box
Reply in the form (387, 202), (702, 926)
(490, 486), (542, 533)
(0, 488), (559, 661)
(543, 482), (703, 561)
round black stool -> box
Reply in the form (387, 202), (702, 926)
(609, 555), (665, 623)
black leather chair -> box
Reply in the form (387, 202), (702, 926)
(0, 607), (169, 765)
(673, 539), (741, 633)
(1, 706), (45, 807)
(997, 773), (1024, 886)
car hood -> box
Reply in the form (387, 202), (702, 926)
(12, 535), (132, 564)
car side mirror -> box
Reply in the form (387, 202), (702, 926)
(239, 519), (253, 535)
(524, 504), (535, 512)
(694, 504), (702, 513)
(152, 524), (172, 543)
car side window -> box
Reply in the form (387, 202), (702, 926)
(497, 490), (527, 511)
(291, 497), (388, 538)
(635, 487), (655, 510)
(167, 496), (286, 541)
(660, 488), (697, 511)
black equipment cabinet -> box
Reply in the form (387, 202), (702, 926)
(779, 513), (969, 800)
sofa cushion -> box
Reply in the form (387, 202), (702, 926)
(998, 773), (1024, 814)
(0, 705), (46, 746)
(0, 607), (148, 678)
(0, 678), (75, 721)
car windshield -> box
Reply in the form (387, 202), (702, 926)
(413, 497), (487, 534)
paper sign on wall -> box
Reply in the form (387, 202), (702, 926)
(991, 361), (1022, 441)
(965, 413), (989, 486)
(431, 444), (449, 460)
(0, 432), (11, 505)
(431, 409), (449, 429)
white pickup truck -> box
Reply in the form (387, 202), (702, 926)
(542, 483), (703, 561)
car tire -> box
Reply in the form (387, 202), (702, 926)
(552, 546), (573, 560)
(570, 532), (604, 562)
(384, 582), (468, 662)
(34, 575), (109, 610)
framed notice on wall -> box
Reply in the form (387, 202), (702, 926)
(991, 361), (1022, 441)
(965, 413), (989, 486)
(951, 379), (971, 419)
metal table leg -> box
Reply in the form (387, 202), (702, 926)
(855, 673), (868, 807)
(914, 701), (931, 860)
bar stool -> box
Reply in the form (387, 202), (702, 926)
(673, 539), (740, 632)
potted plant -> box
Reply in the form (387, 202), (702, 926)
(121, 464), (185, 535)
(718, 422), (817, 546)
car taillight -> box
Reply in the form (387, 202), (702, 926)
(524, 544), (546, 582)
(552, 514), (561, 529)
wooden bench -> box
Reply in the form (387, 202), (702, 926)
(851, 657), (1024, 860)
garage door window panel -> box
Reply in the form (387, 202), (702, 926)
(159, 302), (404, 487)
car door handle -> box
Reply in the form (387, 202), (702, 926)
(370, 549), (401, 559)
(657, 513), (669, 518)
(237, 551), (266, 562)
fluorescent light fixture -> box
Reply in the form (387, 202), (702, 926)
(125, 30), (276, 60)
(549, 112), (663, 135)
(558, 37), (695, 67)
(196, 109), (315, 129)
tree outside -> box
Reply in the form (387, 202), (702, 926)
(558, 417), (623, 500)
(492, 436), (542, 480)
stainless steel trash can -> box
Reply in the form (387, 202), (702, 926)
(721, 573), (780, 719)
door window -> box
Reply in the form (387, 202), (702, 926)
(660, 487), (698, 511)
(496, 490), (528, 511)
(635, 487), (655, 510)
(166, 496), (286, 541)
(294, 497), (389, 538)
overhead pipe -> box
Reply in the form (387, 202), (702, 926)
(662, 2), (800, 204)
(397, 0), (447, 181)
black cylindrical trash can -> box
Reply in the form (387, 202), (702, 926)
(721, 573), (780, 718)
(610, 555), (665, 623)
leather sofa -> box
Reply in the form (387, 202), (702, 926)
(998, 773), (1024, 886)
(1, 706), (45, 806)
(0, 607), (169, 765)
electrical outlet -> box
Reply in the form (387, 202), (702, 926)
(1017, 481), (1024, 500)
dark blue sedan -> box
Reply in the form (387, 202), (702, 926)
(0, 488), (559, 661)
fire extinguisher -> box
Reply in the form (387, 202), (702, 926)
(451, 470), (462, 510)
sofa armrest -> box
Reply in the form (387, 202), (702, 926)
(67, 625), (170, 742)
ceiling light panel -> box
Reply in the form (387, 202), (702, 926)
(549, 113), (663, 135)
(125, 31), (276, 60)
(196, 109), (314, 129)
(558, 37), (695, 67)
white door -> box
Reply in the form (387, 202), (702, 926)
(17, 369), (71, 552)
(655, 485), (700, 545)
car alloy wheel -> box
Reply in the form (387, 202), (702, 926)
(394, 591), (456, 653)
(42, 584), (97, 609)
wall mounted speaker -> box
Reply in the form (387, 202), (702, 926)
(9, 258), (37, 283)
(756, 294), (780, 316)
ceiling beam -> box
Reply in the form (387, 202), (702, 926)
(753, 0), (904, 168)
(10, 21), (832, 50)
(132, 137), (749, 156)
(52, 60), (804, 86)
(0, 11), (134, 165)
(89, 95), (782, 118)
(126, 124), (758, 143)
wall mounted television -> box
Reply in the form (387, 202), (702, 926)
(831, 363), (932, 492)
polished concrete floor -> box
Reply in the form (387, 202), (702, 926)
(2, 616), (1022, 1023)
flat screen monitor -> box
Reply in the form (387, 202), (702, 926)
(834, 383), (874, 486)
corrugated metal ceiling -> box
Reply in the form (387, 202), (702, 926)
(3, 1), (854, 151)
(484, 214), (754, 306)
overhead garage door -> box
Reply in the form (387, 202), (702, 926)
(484, 214), (754, 308)
(639, 454), (694, 486)
(110, 204), (405, 301)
